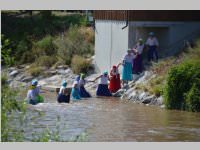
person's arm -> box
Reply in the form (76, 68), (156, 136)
(93, 75), (102, 82)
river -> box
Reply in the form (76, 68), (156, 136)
(11, 90), (200, 142)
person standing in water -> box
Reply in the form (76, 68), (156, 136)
(109, 65), (121, 93)
(57, 80), (70, 103)
(146, 32), (159, 62)
(94, 71), (112, 96)
(120, 49), (136, 87)
(132, 38), (145, 74)
(27, 79), (44, 105)
(79, 73), (93, 98)
(71, 80), (81, 101)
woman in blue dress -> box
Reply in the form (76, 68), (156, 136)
(71, 81), (81, 101)
(120, 49), (136, 87)
(94, 71), (112, 97)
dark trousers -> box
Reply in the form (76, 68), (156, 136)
(148, 46), (158, 62)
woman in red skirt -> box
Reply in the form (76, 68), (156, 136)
(109, 64), (121, 93)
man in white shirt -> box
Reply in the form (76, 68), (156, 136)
(145, 32), (159, 62)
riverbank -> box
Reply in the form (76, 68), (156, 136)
(3, 58), (164, 108)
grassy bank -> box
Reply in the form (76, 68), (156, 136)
(136, 39), (200, 112)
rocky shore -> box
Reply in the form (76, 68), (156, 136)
(4, 63), (164, 108)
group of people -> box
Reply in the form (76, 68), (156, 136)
(26, 32), (159, 105)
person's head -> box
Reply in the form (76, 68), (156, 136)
(62, 80), (67, 88)
(75, 75), (80, 81)
(127, 49), (131, 55)
(149, 32), (155, 38)
(31, 79), (38, 87)
(112, 65), (117, 72)
(138, 38), (143, 45)
(80, 73), (85, 80)
(103, 71), (108, 77)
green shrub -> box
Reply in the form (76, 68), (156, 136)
(27, 66), (43, 77)
(71, 55), (91, 74)
(1, 75), (26, 141)
(185, 79), (200, 112)
(34, 35), (57, 56)
(35, 55), (57, 68)
(1, 34), (15, 66)
(164, 60), (200, 111)
(56, 25), (94, 65)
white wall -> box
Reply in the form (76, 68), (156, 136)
(95, 20), (128, 73)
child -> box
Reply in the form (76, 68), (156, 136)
(94, 71), (112, 96)
(121, 49), (136, 87)
(57, 80), (70, 103)
(27, 79), (44, 105)
(71, 81), (81, 101)
(79, 73), (92, 98)
(109, 65), (121, 93)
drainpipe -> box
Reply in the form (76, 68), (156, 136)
(122, 11), (129, 30)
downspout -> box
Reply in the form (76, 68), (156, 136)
(122, 10), (129, 30)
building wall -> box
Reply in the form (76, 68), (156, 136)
(128, 21), (200, 57)
(95, 20), (128, 73)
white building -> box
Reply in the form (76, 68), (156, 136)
(94, 10), (200, 72)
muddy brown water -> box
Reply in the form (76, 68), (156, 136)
(12, 90), (200, 142)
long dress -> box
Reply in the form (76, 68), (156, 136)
(109, 69), (121, 93)
(79, 79), (91, 98)
(57, 86), (70, 103)
(122, 54), (135, 81)
(96, 75), (112, 96)
(71, 87), (81, 100)
(132, 44), (144, 74)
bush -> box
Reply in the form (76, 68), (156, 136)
(56, 25), (94, 65)
(27, 66), (43, 77)
(1, 34), (15, 66)
(71, 55), (91, 74)
(185, 80), (200, 112)
(35, 55), (57, 68)
(164, 60), (200, 111)
(34, 35), (57, 57)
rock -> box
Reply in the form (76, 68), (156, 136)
(113, 89), (126, 97)
(8, 67), (16, 73)
(47, 70), (57, 76)
(160, 105), (165, 109)
(9, 70), (19, 77)
(57, 69), (65, 75)
(56, 65), (68, 70)
(21, 76), (34, 82)
(25, 65), (31, 69)
(138, 92), (148, 100)
(156, 96), (164, 105)
(15, 74), (26, 81)
(142, 95), (156, 104)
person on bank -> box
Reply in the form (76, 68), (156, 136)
(94, 71), (112, 96)
(57, 80), (70, 103)
(132, 38), (145, 74)
(27, 79), (44, 105)
(109, 65), (121, 93)
(79, 73), (94, 98)
(120, 49), (136, 87)
(145, 32), (159, 62)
